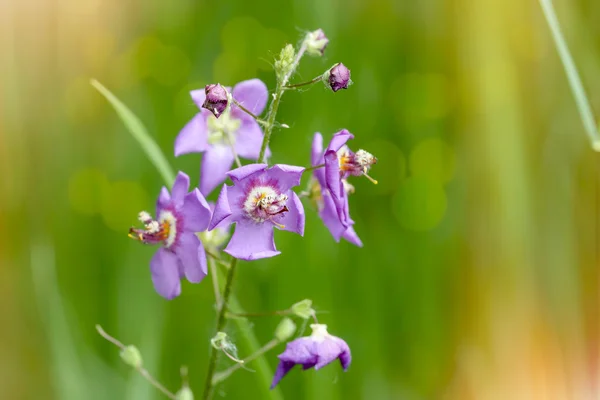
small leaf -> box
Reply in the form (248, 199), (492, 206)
(90, 79), (176, 186)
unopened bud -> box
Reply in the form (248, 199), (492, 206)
(210, 331), (229, 350)
(291, 299), (315, 320)
(201, 84), (229, 118)
(323, 63), (351, 92)
(305, 29), (329, 57)
(175, 387), (194, 400)
(275, 44), (296, 81)
(120, 345), (143, 369)
(275, 317), (297, 342)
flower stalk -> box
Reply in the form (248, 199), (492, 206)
(212, 339), (280, 385)
(284, 75), (322, 90)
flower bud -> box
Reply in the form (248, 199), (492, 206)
(120, 345), (143, 369)
(305, 29), (329, 57)
(291, 299), (315, 319)
(201, 83), (229, 118)
(175, 387), (194, 400)
(323, 63), (351, 92)
(275, 44), (296, 81)
(275, 317), (297, 342)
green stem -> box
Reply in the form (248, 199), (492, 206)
(304, 163), (325, 172)
(212, 339), (280, 385)
(284, 75), (322, 90)
(258, 41), (308, 163)
(226, 310), (292, 319)
(203, 258), (238, 400)
(538, 0), (600, 150)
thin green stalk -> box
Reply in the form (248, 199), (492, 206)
(538, 0), (600, 150)
(258, 42), (308, 163)
(203, 258), (238, 400)
(284, 75), (322, 89)
(212, 339), (280, 385)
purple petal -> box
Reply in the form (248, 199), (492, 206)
(232, 79), (268, 115)
(278, 191), (305, 236)
(182, 189), (212, 232)
(171, 172), (190, 206)
(313, 338), (345, 370)
(209, 184), (233, 230)
(342, 225), (362, 247)
(175, 113), (209, 156)
(150, 248), (182, 300)
(270, 361), (296, 390)
(335, 338), (352, 371)
(318, 192), (347, 241)
(234, 118), (265, 160)
(326, 129), (354, 153)
(311, 132), (324, 166)
(324, 150), (345, 209)
(279, 337), (316, 364)
(157, 186), (171, 212)
(190, 89), (206, 110)
(227, 163), (268, 183)
(176, 232), (207, 283)
(200, 145), (235, 196)
(268, 164), (305, 191)
(224, 221), (280, 260)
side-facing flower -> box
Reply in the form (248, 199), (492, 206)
(323, 129), (377, 221)
(209, 164), (305, 261)
(310, 132), (362, 246)
(129, 172), (212, 299)
(175, 79), (270, 195)
(270, 324), (351, 389)
(323, 63), (351, 92)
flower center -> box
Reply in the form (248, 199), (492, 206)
(206, 109), (241, 145)
(310, 324), (330, 342)
(129, 210), (178, 248)
(338, 147), (378, 184)
(243, 185), (289, 226)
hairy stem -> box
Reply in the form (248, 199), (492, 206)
(212, 339), (280, 385)
(203, 258), (239, 400)
(538, 0), (600, 150)
(284, 75), (322, 89)
(258, 41), (308, 163)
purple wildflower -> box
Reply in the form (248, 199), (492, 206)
(129, 172), (212, 300)
(326, 63), (351, 92)
(271, 324), (351, 389)
(201, 83), (229, 118)
(323, 129), (377, 222)
(310, 132), (362, 246)
(208, 164), (305, 261)
(175, 79), (271, 196)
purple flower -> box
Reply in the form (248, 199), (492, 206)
(271, 324), (351, 389)
(175, 79), (271, 196)
(129, 172), (212, 299)
(310, 132), (362, 246)
(201, 83), (229, 118)
(208, 164), (305, 261)
(323, 129), (377, 224)
(305, 28), (329, 57)
(326, 63), (351, 92)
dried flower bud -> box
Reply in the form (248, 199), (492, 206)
(323, 63), (351, 92)
(175, 387), (194, 400)
(201, 83), (229, 118)
(291, 299), (315, 319)
(275, 317), (297, 342)
(275, 44), (296, 81)
(305, 29), (329, 57)
(120, 345), (143, 369)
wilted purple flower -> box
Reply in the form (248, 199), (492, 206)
(305, 28), (329, 56)
(175, 79), (271, 196)
(325, 63), (351, 92)
(271, 324), (351, 389)
(323, 129), (377, 221)
(201, 83), (229, 118)
(209, 164), (305, 261)
(310, 132), (362, 246)
(129, 172), (211, 299)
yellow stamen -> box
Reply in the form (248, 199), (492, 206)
(363, 173), (378, 185)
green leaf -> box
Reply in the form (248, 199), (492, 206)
(90, 79), (176, 185)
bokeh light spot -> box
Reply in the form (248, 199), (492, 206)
(409, 138), (456, 184)
(68, 168), (111, 215)
(101, 181), (149, 231)
(392, 177), (447, 231)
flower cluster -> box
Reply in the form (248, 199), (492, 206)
(126, 28), (376, 393)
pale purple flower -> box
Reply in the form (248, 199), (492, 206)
(310, 132), (362, 246)
(175, 79), (271, 196)
(323, 129), (377, 223)
(129, 172), (211, 299)
(271, 324), (351, 389)
(201, 83), (228, 118)
(209, 164), (305, 261)
(305, 28), (329, 56)
(326, 63), (351, 92)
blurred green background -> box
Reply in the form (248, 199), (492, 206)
(2, 0), (600, 398)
